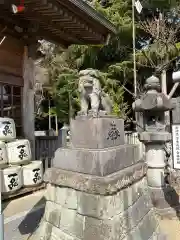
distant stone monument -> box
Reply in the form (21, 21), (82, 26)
(29, 71), (165, 240)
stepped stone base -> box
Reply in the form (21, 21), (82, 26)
(29, 162), (166, 240)
(53, 144), (140, 176)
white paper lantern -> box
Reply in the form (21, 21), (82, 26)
(22, 161), (43, 187)
(2, 166), (22, 193)
(7, 139), (32, 165)
(0, 117), (16, 141)
(0, 141), (8, 167)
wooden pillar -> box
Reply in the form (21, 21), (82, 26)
(22, 46), (35, 159)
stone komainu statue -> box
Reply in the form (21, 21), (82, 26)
(78, 69), (112, 116)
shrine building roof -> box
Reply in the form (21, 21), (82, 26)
(0, 0), (116, 46)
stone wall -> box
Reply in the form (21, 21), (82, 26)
(30, 162), (164, 240)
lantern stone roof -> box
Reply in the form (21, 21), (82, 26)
(0, 0), (116, 46)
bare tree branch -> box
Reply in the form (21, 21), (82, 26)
(137, 15), (180, 75)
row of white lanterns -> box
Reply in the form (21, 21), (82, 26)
(0, 117), (43, 194)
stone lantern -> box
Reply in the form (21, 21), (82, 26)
(133, 76), (173, 205)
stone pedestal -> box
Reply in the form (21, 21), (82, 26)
(53, 144), (140, 176)
(139, 132), (171, 189)
(71, 117), (125, 149)
(29, 117), (165, 240)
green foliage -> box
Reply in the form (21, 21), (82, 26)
(136, 42), (180, 73)
(96, 71), (130, 118)
(40, 0), (133, 123)
(142, 0), (180, 11)
(52, 68), (79, 123)
(39, 0), (180, 124)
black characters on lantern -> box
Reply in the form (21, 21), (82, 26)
(17, 144), (28, 160)
(2, 121), (12, 136)
(33, 168), (41, 183)
(8, 173), (18, 190)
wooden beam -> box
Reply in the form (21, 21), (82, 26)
(0, 8), (30, 28)
(0, 9), (69, 47)
(0, 73), (23, 86)
(58, 0), (110, 34)
(0, 0), (108, 45)
(26, 2), (82, 27)
(25, 0), (102, 41)
(24, 12), (83, 44)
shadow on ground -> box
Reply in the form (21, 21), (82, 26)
(162, 184), (180, 220)
(18, 196), (45, 236)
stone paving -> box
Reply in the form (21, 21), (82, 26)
(4, 207), (44, 240)
(3, 190), (45, 240)
(2, 190), (180, 240)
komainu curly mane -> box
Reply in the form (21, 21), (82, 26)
(78, 69), (112, 116)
